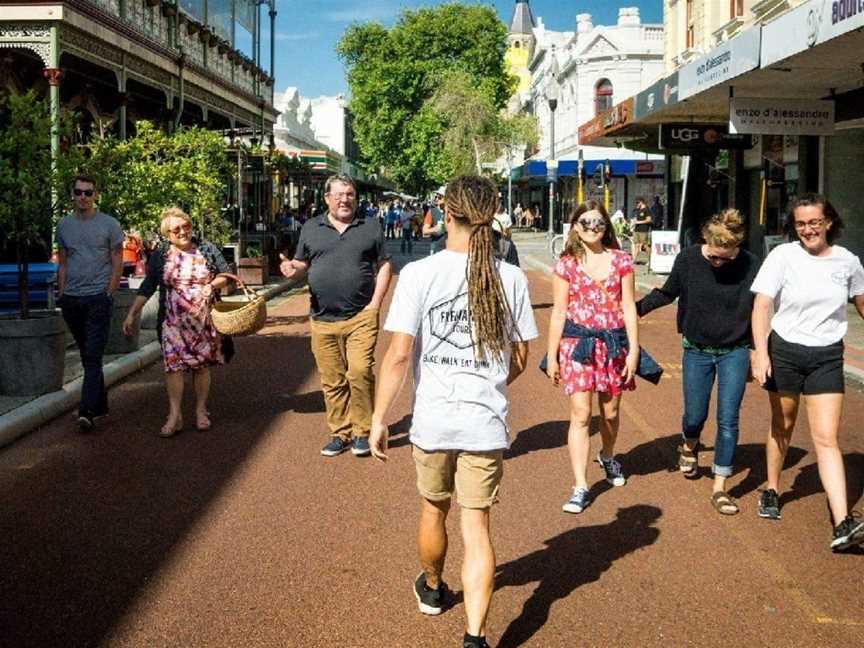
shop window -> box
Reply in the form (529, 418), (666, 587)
(594, 79), (613, 115)
(730, 0), (744, 19)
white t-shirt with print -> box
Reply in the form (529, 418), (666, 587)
(750, 242), (864, 346)
(385, 250), (539, 452)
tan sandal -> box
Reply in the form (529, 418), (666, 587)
(711, 491), (739, 515)
(677, 444), (699, 478)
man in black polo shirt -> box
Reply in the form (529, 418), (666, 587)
(280, 175), (392, 457)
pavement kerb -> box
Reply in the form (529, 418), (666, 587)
(0, 279), (305, 449)
(519, 254), (864, 387)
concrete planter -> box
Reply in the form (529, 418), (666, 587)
(238, 258), (267, 285)
(105, 288), (141, 355)
(0, 311), (66, 396)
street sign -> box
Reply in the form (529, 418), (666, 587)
(659, 124), (753, 151)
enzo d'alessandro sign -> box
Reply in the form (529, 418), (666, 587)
(729, 98), (836, 135)
(679, 28), (761, 100)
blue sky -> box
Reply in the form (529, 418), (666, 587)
(263, 1), (663, 98)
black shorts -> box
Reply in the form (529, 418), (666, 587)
(765, 331), (844, 395)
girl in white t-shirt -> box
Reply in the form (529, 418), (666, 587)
(751, 194), (864, 552)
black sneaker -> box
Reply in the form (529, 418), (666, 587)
(352, 436), (371, 456)
(830, 512), (864, 552)
(413, 572), (445, 616)
(463, 633), (492, 648)
(76, 415), (95, 432)
(320, 437), (350, 457)
(758, 489), (781, 520)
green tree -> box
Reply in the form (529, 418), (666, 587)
(0, 91), (81, 319)
(85, 122), (232, 244)
(337, 2), (514, 193)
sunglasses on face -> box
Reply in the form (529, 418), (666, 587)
(73, 189), (95, 197)
(577, 218), (607, 232)
(706, 254), (733, 264)
(169, 223), (192, 235)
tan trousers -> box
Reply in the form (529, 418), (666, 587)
(309, 308), (379, 441)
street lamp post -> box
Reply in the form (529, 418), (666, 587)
(546, 94), (558, 238)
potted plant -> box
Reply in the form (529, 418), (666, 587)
(218, 38), (229, 55)
(0, 91), (77, 396)
(238, 245), (267, 285)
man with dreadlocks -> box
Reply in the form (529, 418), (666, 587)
(369, 176), (538, 648)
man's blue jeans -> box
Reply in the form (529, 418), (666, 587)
(400, 226), (413, 254)
(60, 293), (112, 418)
(681, 346), (750, 477)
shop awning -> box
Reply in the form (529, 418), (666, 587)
(514, 158), (663, 179)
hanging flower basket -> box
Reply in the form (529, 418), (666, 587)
(218, 40), (229, 55)
(198, 27), (211, 44)
(208, 32), (219, 47)
(186, 20), (200, 36)
(161, 1), (176, 17)
(146, 0), (160, 7)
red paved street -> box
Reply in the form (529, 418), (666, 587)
(1, 266), (862, 647)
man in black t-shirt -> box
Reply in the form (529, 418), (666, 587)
(280, 175), (392, 458)
(630, 197), (653, 264)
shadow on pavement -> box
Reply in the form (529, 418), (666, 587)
(728, 444), (808, 499)
(0, 331), (317, 648)
(494, 504), (662, 647)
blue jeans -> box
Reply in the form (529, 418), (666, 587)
(60, 293), (112, 418)
(681, 346), (750, 477)
(400, 227), (413, 254)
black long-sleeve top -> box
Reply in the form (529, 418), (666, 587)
(636, 244), (761, 347)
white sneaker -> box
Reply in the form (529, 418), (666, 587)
(562, 487), (592, 514)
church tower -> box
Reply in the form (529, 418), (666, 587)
(505, 0), (536, 94)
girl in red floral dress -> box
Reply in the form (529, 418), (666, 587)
(546, 200), (640, 514)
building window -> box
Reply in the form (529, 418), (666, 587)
(594, 78), (613, 115)
(730, 0), (744, 19)
(686, 0), (695, 48)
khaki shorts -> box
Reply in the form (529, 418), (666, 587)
(633, 231), (650, 245)
(412, 445), (504, 509)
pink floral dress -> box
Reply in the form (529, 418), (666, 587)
(161, 246), (224, 373)
(554, 249), (635, 395)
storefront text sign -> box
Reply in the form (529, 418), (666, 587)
(659, 124), (753, 151)
(729, 98), (835, 135)
(649, 231), (680, 274)
(762, 0), (864, 66)
(635, 72), (679, 120)
(679, 28), (761, 100)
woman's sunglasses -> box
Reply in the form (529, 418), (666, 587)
(169, 223), (193, 235)
(577, 218), (607, 232)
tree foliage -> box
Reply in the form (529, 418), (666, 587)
(84, 122), (233, 245)
(337, 3), (516, 193)
(0, 91), (81, 318)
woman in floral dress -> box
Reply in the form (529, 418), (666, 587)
(546, 200), (639, 514)
(123, 207), (230, 437)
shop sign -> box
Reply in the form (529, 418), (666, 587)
(679, 28), (761, 100)
(635, 161), (666, 176)
(649, 231), (681, 274)
(729, 98), (835, 135)
(578, 114), (605, 145)
(659, 124), (753, 151)
(601, 99), (634, 132)
(634, 72), (679, 120)
(762, 0), (864, 67)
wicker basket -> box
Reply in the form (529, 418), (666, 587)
(211, 273), (267, 337)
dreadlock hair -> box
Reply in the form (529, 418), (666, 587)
(445, 175), (513, 363)
(562, 200), (620, 260)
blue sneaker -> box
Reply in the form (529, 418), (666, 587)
(352, 436), (371, 456)
(562, 487), (592, 514)
(321, 437), (351, 457)
(597, 452), (627, 486)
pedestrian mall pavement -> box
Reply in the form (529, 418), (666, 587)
(0, 244), (860, 647)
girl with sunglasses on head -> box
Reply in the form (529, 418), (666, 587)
(637, 209), (759, 515)
(546, 200), (638, 514)
(751, 194), (864, 551)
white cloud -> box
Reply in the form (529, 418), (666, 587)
(274, 31), (320, 42)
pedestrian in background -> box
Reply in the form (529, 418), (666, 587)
(370, 175), (538, 648)
(422, 188), (446, 254)
(638, 209), (759, 515)
(545, 200), (638, 514)
(122, 207), (231, 437)
(385, 201), (399, 240)
(400, 201), (416, 254)
(56, 174), (124, 431)
(751, 194), (864, 551)
(280, 174), (392, 457)
(630, 197), (652, 264)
